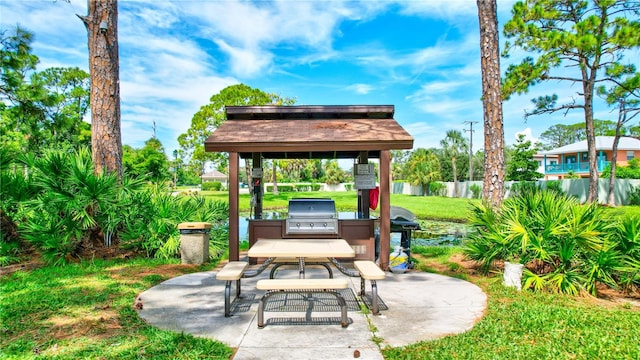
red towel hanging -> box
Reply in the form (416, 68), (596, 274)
(369, 186), (379, 210)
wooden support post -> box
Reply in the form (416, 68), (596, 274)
(252, 153), (263, 219)
(379, 150), (391, 270)
(358, 151), (370, 219)
(229, 152), (239, 261)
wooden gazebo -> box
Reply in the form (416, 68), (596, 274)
(204, 105), (413, 270)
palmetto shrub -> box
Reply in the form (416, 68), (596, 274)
(14, 148), (120, 265)
(3, 148), (229, 265)
(0, 149), (39, 265)
(118, 186), (229, 259)
(608, 214), (640, 292)
(464, 188), (629, 296)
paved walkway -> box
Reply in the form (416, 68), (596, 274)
(137, 264), (487, 360)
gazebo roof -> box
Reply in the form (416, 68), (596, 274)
(204, 105), (414, 159)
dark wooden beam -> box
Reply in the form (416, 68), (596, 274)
(229, 152), (239, 261)
(379, 150), (391, 270)
(358, 151), (370, 219)
(252, 153), (263, 219)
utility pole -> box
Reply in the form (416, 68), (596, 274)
(464, 121), (478, 181)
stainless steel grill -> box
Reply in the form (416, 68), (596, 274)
(285, 198), (338, 235)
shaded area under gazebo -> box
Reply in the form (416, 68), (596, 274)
(204, 105), (413, 269)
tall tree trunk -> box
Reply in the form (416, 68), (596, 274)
(79, 0), (122, 177)
(477, 0), (505, 208)
(583, 66), (598, 203)
(608, 101), (626, 206)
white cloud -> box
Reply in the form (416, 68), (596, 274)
(419, 80), (471, 94)
(346, 83), (375, 95)
(515, 128), (538, 144)
(214, 39), (273, 78)
(398, 0), (517, 24)
(175, 0), (379, 77)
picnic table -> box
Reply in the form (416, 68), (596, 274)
(247, 238), (356, 278)
(218, 238), (385, 320)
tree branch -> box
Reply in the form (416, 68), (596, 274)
(525, 98), (584, 119)
(76, 14), (89, 27)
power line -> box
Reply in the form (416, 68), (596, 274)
(464, 121), (478, 181)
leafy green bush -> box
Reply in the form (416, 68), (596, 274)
(1, 147), (229, 265)
(545, 180), (563, 194)
(602, 158), (640, 179)
(11, 148), (122, 265)
(266, 184), (295, 192)
(464, 188), (625, 296)
(429, 182), (445, 196)
(628, 185), (640, 205)
(469, 184), (482, 199)
(508, 181), (542, 196)
(265, 183), (321, 192)
(0, 155), (39, 265)
(118, 187), (228, 259)
(608, 214), (640, 292)
(201, 181), (223, 191)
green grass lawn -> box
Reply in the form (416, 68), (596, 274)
(203, 190), (640, 222)
(4, 195), (640, 359)
(3, 251), (639, 359)
(202, 190), (478, 221)
(0, 258), (232, 359)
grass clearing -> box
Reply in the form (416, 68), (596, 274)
(202, 191), (478, 221)
(4, 248), (640, 359)
(391, 247), (640, 360)
(0, 258), (233, 359)
(4, 192), (640, 359)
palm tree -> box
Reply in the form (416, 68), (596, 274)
(406, 148), (441, 196)
(440, 130), (468, 197)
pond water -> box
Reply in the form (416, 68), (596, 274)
(236, 212), (473, 247)
(410, 220), (473, 247)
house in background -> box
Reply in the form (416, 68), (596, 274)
(540, 136), (640, 180)
(534, 152), (559, 177)
(201, 169), (228, 187)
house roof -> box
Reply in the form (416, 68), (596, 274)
(201, 170), (227, 179)
(204, 105), (414, 159)
(542, 136), (640, 155)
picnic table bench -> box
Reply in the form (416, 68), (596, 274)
(216, 261), (249, 317)
(353, 260), (386, 314)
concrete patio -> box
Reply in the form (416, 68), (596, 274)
(137, 263), (487, 360)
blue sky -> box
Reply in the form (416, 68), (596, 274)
(3, 0), (635, 158)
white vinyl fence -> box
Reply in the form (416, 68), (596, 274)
(391, 179), (640, 205)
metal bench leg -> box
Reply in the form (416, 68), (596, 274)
(224, 280), (232, 317)
(334, 291), (348, 327)
(370, 280), (379, 315)
(224, 279), (243, 317)
(269, 264), (282, 279)
(258, 290), (280, 328)
(359, 278), (366, 296)
(258, 296), (265, 328)
(320, 263), (334, 278)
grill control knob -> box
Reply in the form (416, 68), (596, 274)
(296, 223), (300, 228)
(323, 223), (328, 228)
(310, 223), (314, 228)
